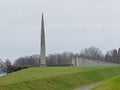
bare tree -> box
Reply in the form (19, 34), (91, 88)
(47, 52), (74, 65)
(80, 47), (104, 60)
(0, 59), (4, 74)
(14, 55), (40, 67)
(4, 59), (13, 74)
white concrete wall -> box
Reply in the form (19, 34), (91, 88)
(72, 57), (118, 66)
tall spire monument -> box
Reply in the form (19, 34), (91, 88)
(40, 14), (46, 66)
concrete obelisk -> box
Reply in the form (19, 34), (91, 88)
(40, 14), (46, 66)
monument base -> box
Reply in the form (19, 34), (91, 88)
(40, 64), (47, 67)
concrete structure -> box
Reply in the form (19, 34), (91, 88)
(72, 57), (118, 66)
(40, 14), (46, 66)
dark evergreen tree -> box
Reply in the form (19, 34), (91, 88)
(117, 48), (120, 63)
(112, 49), (118, 63)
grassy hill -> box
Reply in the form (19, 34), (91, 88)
(92, 74), (120, 90)
(0, 66), (120, 90)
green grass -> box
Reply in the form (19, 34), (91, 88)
(92, 74), (120, 90)
(0, 66), (120, 90)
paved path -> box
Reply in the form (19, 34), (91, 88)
(74, 83), (100, 90)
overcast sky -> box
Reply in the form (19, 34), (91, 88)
(0, 0), (120, 61)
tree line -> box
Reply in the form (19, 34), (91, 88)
(0, 46), (120, 74)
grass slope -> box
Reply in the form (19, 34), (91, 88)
(92, 75), (120, 90)
(0, 66), (120, 90)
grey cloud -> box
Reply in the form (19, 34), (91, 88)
(0, 0), (120, 61)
